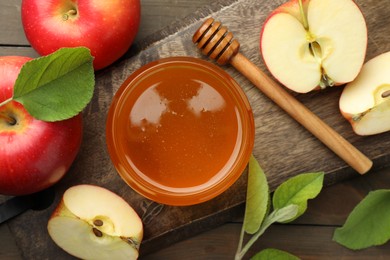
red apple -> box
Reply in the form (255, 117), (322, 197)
(0, 56), (83, 196)
(21, 0), (141, 70)
(340, 51), (390, 135)
(260, 0), (367, 93)
(48, 185), (143, 259)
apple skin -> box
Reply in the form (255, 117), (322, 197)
(261, 0), (310, 24)
(48, 185), (143, 259)
(0, 56), (83, 196)
(339, 51), (390, 136)
(260, 0), (367, 93)
(21, 0), (141, 70)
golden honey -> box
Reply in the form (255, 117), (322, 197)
(106, 57), (254, 205)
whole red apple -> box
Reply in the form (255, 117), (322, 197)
(0, 56), (83, 196)
(21, 0), (141, 70)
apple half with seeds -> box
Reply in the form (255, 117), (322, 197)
(340, 51), (390, 136)
(48, 184), (143, 259)
(260, 0), (367, 93)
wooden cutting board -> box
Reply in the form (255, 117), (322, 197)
(4, 0), (390, 258)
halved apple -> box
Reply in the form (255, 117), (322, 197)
(48, 184), (143, 259)
(260, 0), (367, 93)
(340, 51), (390, 136)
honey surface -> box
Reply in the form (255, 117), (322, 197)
(116, 65), (242, 191)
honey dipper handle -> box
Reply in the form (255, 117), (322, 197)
(231, 53), (373, 174)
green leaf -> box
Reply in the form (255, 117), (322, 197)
(333, 189), (390, 250)
(266, 204), (299, 224)
(243, 155), (269, 234)
(273, 172), (324, 222)
(251, 248), (300, 260)
(13, 47), (95, 122)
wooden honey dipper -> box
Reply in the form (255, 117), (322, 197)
(192, 17), (373, 175)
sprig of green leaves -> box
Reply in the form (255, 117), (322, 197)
(0, 47), (95, 122)
(235, 155), (324, 260)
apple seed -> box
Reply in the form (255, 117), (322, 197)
(382, 90), (390, 98)
(93, 219), (103, 227)
(92, 227), (103, 237)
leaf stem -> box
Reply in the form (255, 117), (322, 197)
(234, 225), (246, 260)
(236, 216), (274, 259)
(0, 97), (12, 108)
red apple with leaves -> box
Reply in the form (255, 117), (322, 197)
(0, 56), (83, 195)
(21, 0), (141, 70)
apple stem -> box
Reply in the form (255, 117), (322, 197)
(0, 112), (17, 126)
(0, 98), (17, 125)
(298, 0), (309, 30)
(62, 9), (78, 21)
(319, 73), (334, 89)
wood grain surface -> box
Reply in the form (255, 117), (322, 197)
(1, 0), (390, 259)
(144, 167), (390, 259)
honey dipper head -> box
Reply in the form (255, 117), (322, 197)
(193, 17), (240, 65)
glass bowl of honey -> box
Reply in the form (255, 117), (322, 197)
(106, 57), (254, 206)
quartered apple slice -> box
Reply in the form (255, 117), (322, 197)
(48, 184), (143, 259)
(340, 51), (390, 136)
(260, 0), (367, 93)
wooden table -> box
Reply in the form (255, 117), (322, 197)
(2, 0), (390, 259)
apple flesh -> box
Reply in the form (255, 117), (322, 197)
(260, 0), (367, 93)
(21, 0), (141, 70)
(0, 56), (83, 196)
(340, 51), (390, 136)
(48, 184), (143, 259)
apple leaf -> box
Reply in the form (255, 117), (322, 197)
(251, 248), (300, 260)
(243, 155), (270, 234)
(12, 47), (95, 122)
(235, 155), (324, 260)
(265, 204), (299, 225)
(272, 172), (324, 223)
(333, 189), (390, 250)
